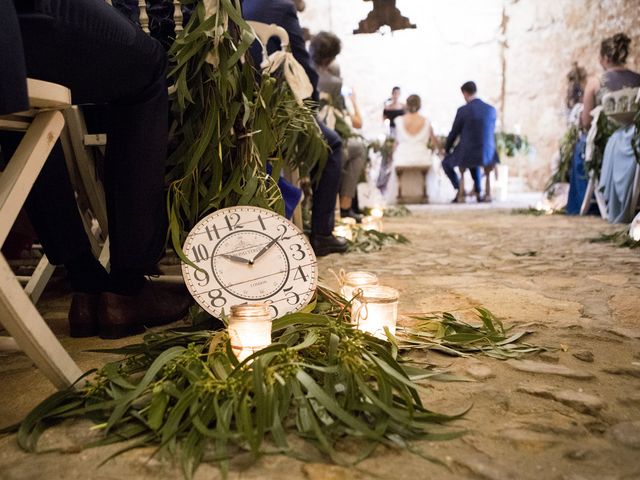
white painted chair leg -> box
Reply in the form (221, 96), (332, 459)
(98, 237), (111, 271)
(24, 255), (57, 304)
(0, 254), (83, 389)
(579, 171), (597, 216)
(0, 111), (65, 246)
(627, 164), (640, 221)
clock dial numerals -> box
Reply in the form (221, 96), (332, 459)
(181, 206), (317, 319)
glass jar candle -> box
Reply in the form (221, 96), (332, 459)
(352, 285), (399, 339)
(333, 224), (353, 241)
(341, 271), (379, 300)
(361, 215), (382, 232)
(370, 206), (384, 219)
(228, 303), (273, 362)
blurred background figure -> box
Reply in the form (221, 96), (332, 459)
(382, 86), (405, 137)
(311, 31), (368, 222)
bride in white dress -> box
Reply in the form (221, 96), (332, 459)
(385, 94), (455, 204)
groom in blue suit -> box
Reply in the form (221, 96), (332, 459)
(443, 81), (497, 203)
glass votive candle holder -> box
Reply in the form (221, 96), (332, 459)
(352, 285), (399, 340)
(333, 224), (353, 241)
(630, 213), (640, 241)
(228, 303), (273, 362)
(341, 271), (379, 300)
(370, 206), (384, 219)
(361, 215), (383, 232)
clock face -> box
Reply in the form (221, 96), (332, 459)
(181, 206), (318, 319)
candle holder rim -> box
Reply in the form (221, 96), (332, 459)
(343, 271), (379, 285)
(229, 303), (272, 319)
(354, 285), (399, 303)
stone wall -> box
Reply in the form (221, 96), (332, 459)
(298, 0), (640, 189)
(503, 0), (640, 188)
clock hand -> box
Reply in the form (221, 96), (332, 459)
(220, 253), (253, 265)
(251, 234), (282, 263)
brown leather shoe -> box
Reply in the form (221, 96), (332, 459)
(98, 280), (193, 339)
(68, 293), (99, 337)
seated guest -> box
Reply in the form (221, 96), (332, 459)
(442, 81), (497, 203)
(581, 33), (640, 223)
(243, 0), (347, 256)
(310, 31), (367, 222)
(0, 0), (191, 339)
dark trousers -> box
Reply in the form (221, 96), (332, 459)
(4, 0), (168, 271)
(442, 156), (482, 195)
(312, 121), (342, 236)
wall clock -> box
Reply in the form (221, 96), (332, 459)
(181, 206), (318, 319)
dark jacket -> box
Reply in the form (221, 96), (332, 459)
(242, 0), (319, 103)
(445, 98), (497, 169)
(0, 1), (29, 115)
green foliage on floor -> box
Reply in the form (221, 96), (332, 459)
(398, 308), (548, 360)
(590, 230), (640, 249)
(347, 228), (409, 253)
(18, 287), (464, 479)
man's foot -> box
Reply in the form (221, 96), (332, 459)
(98, 280), (193, 339)
(454, 190), (465, 203)
(68, 292), (100, 337)
(340, 208), (363, 223)
(311, 234), (348, 257)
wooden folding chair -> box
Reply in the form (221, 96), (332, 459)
(0, 79), (83, 389)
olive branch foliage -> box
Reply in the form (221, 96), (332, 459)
(590, 229), (640, 248)
(397, 308), (547, 360)
(166, 0), (327, 258)
(347, 227), (409, 253)
(18, 287), (464, 479)
(544, 124), (579, 196)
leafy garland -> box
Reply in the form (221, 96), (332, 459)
(18, 287), (464, 479)
(511, 207), (563, 216)
(589, 229), (640, 249)
(166, 0), (327, 255)
(495, 132), (529, 158)
(584, 111), (617, 177)
(347, 227), (409, 253)
(544, 124), (579, 196)
(362, 205), (412, 218)
(398, 308), (547, 360)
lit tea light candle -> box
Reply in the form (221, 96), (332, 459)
(341, 271), (379, 300)
(361, 215), (382, 232)
(370, 206), (384, 219)
(333, 224), (353, 241)
(228, 303), (273, 362)
(352, 285), (399, 340)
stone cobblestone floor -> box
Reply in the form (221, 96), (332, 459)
(1, 208), (639, 480)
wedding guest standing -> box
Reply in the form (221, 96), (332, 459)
(243, 0), (348, 256)
(0, 0), (191, 339)
(383, 86), (406, 136)
(580, 33), (640, 222)
(442, 81), (497, 203)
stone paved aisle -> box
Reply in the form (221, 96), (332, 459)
(1, 209), (639, 480)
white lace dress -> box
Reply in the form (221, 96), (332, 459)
(385, 116), (455, 204)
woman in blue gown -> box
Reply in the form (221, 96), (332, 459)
(569, 33), (640, 218)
